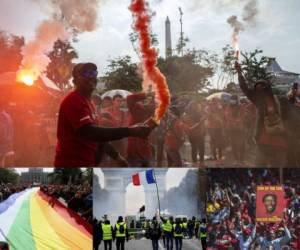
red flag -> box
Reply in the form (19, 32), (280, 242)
(132, 173), (141, 186)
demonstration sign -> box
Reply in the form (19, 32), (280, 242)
(256, 186), (286, 222)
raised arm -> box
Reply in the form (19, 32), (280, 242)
(235, 62), (255, 103)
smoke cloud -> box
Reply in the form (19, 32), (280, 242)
(17, 0), (102, 83)
(93, 169), (203, 222)
(49, 0), (101, 33)
(242, 0), (258, 23)
(17, 20), (68, 82)
(227, 0), (259, 57)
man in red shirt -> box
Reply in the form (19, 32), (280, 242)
(54, 63), (151, 167)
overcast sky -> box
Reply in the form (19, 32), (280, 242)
(95, 168), (191, 214)
(0, 0), (299, 83)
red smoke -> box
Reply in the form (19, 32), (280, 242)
(129, 0), (170, 122)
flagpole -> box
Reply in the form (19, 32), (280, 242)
(153, 169), (161, 215)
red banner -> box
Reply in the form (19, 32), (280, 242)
(256, 186), (286, 222)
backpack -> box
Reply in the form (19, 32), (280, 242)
(119, 223), (125, 234)
(174, 224), (182, 234)
(151, 224), (159, 237)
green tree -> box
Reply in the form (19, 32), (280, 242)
(0, 168), (20, 184)
(102, 56), (142, 92)
(157, 51), (213, 93)
(82, 168), (93, 186)
(176, 35), (189, 56)
(48, 168), (83, 185)
(239, 49), (272, 88)
(129, 31), (159, 59)
(46, 39), (78, 90)
(0, 31), (24, 74)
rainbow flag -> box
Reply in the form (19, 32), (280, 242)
(0, 188), (92, 250)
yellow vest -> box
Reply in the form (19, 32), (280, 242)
(173, 223), (183, 237)
(102, 224), (112, 240)
(163, 220), (173, 232)
(200, 223), (207, 238)
(115, 222), (126, 237)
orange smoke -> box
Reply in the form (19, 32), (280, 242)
(129, 0), (170, 122)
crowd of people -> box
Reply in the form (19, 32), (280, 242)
(93, 214), (205, 250)
(206, 169), (300, 249)
(0, 100), (58, 167)
(1, 61), (300, 167)
(40, 183), (92, 222)
(0, 183), (92, 223)
(0, 183), (27, 202)
(91, 82), (300, 168)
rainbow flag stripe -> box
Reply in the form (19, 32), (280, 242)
(0, 188), (92, 250)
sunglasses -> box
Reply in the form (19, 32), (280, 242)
(82, 70), (98, 78)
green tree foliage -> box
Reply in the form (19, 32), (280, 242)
(158, 51), (213, 93)
(48, 168), (83, 185)
(102, 56), (142, 92)
(0, 168), (20, 184)
(240, 49), (272, 87)
(176, 35), (189, 56)
(208, 44), (237, 90)
(82, 168), (93, 186)
(129, 31), (159, 58)
(46, 39), (78, 90)
(102, 50), (213, 94)
(0, 31), (24, 74)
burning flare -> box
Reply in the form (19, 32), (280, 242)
(16, 69), (36, 86)
(227, 0), (259, 60)
(227, 15), (243, 60)
(129, 0), (170, 122)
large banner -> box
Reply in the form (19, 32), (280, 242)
(256, 186), (286, 222)
(0, 188), (92, 250)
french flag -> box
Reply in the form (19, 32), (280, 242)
(132, 169), (156, 186)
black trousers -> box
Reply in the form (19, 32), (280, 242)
(151, 239), (159, 250)
(116, 237), (125, 250)
(93, 240), (100, 250)
(104, 240), (112, 250)
(200, 237), (206, 249)
(165, 233), (173, 250)
(174, 237), (182, 250)
(189, 135), (205, 162)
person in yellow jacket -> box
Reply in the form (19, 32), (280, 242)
(160, 215), (174, 250)
(182, 218), (188, 238)
(101, 219), (114, 250)
(173, 218), (183, 250)
(199, 219), (207, 250)
(114, 216), (129, 250)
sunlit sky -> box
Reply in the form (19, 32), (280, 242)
(94, 168), (191, 214)
(15, 168), (53, 174)
(0, 0), (299, 86)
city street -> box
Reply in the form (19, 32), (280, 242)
(98, 238), (202, 250)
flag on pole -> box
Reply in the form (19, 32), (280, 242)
(139, 205), (145, 213)
(132, 169), (156, 186)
